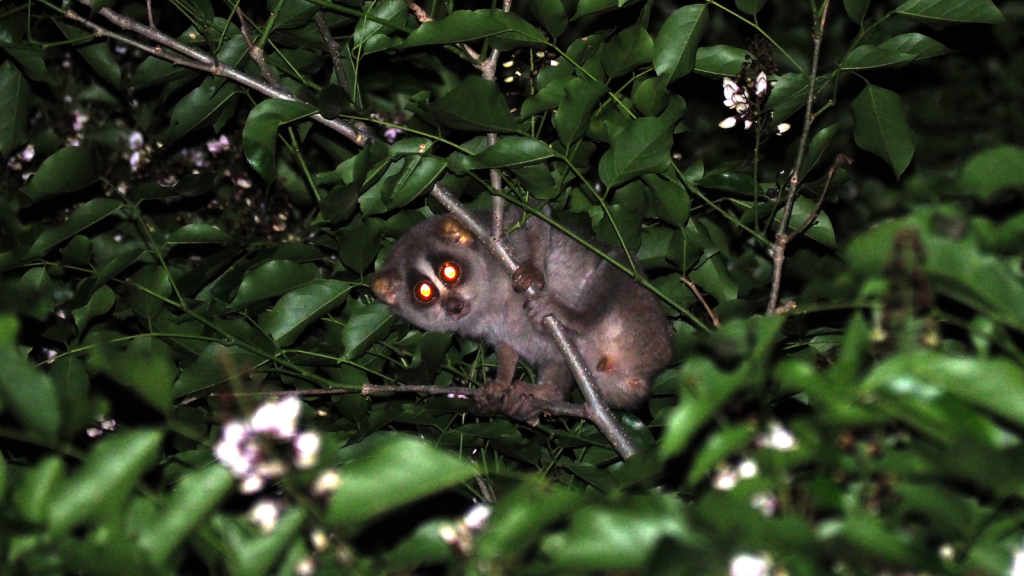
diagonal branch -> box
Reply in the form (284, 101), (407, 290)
(68, 0), (369, 147)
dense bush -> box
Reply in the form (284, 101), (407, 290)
(2, 0), (1024, 574)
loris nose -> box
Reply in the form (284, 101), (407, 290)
(442, 297), (464, 316)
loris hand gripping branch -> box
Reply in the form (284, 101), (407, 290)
(371, 207), (672, 423)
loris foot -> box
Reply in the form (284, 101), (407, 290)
(512, 263), (545, 293)
(472, 380), (509, 415)
(523, 294), (561, 331)
(500, 381), (555, 425)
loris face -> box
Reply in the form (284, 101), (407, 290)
(371, 215), (504, 336)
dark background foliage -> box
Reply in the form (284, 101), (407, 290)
(1, 0), (1024, 574)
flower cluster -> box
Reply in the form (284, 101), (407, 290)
(213, 396), (322, 494)
(718, 71), (790, 136)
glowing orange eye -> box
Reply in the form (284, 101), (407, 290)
(440, 262), (460, 283)
(415, 282), (434, 302)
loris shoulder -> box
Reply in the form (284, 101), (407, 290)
(371, 207), (672, 422)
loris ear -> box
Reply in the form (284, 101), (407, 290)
(371, 270), (400, 305)
(437, 215), (475, 245)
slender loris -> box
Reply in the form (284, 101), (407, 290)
(371, 206), (672, 422)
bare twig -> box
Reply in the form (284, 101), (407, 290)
(681, 276), (720, 328)
(68, 0), (368, 146)
(146, 0), (154, 28)
(786, 154), (849, 242)
(429, 184), (639, 459)
(181, 383), (589, 418)
(404, 0), (432, 23)
(236, 7), (279, 87)
(314, 11), (351, 99)
(766, 0), (830, 315)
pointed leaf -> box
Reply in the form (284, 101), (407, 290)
(165, 77), (239, 144)
(842, 45), (917, 70)
(326, 436), (476, 529)
(0, 61), (32, 157)
(653, 4), (708, 82)
(261, 280), (352, 346)
(553, 77), (608, 146)
(879, 33), (951, 59)
(0, 316), (60, 443)
(243, 99), (316, 183)
(22, 145), (101, 202)
(598, 117), (673, 187)
(26, 198), (122, 259)
(959, 145), (1024, 201)
(403, 9), (546, 50)
(229, 260), (322, 310)
(851, 85), (915, 178)
(342, 302), (396, 360)
(166, 222), (234, 244)
(895, 0), (1003, 27)
(422, 76), (518, 133)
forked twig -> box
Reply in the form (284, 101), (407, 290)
(766, 0), (831, 315)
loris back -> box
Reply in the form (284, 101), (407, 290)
(372, 207), (672, 421)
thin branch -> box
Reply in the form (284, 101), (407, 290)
(681, 276), (720, 328)
(766, 0), (830, 315)
(69, 0), (368, 146)
(146, 0), (154, 28)
(785, 154), (849, 242)
(182, 384), (589, 418)
(429, 184), (638, 459)
(314, 11), (351, 99)
(236, 7), (279, 87)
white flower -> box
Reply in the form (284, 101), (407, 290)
(723, 77), (740, 100)
(248, 499), (283, 533)
(463, 503), (491, 530)
(293, 432), (321, 469)
(737, 458), (759, 479)
(719, 116), (738, 129)
(775, 123), (791, 135)
(755, 72), (768, 97)
(730, 553), (772, 576)
(744, 119), (754, 130)
(311, 469), (342, 496)
(712, 465), (739, 490)
(250, 396), (301, 439)
(757, 421), (797, 451)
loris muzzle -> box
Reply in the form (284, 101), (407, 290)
(371, 207), (672, 423)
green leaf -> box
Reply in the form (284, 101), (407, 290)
(689, 252), (737, 303)
(453, 137), (554, 172)
(127, 266), (172, 323)
(422, 76), (518, 133)
(553, 77), (608, 146)
(0, 315), (60, 443)
(851, 85), (915, 179)
(228, 260), (322, 310)
(22, 145), (101, 202)
(644, 175), (690, 229)
(845, 0), (870, 22)
(172, 343), (267, 397)
(342, 301), (395, 360)
(895, 0), (1003, 27)
(598, 117), (673, 187)
(600, 24), (654, 79)
(764, 72), (827, 122)
(387, 156), (448, 209)
(2, 46), (54, 84)
(326, 436), (476, 530)
(694, 45), (750, 76)
(73, 284), (115, 332)
(12, 456), (65, 523)
(26, 198), (122, 259)
(164, 77), (239, 144)
(800, 123), (838, 180)
(166, 222), (234, 244)
(736, 0), (769, 14)
(88, 338), (176, 413)
(959, 145), (1024, 201)
(242, 99), (316, 183)
(137, 465), (234, 565)
(653, 4), (708, 83)
(632, 76), (670, 117)
(530, 0), (568, 36)
(573, 0), (643, 19)
(0, 60), (32, 157)
(17, 267), (54, 321)
(865, 352), (1024, 428)
(49, 429), (163, 532)
(57, 22), (122, 88)
(261, 280), (352, 346)
(476, 479), (583, 564)
(842, 45), (917, 70)
(403, 9), (547, 50)
(334, 218), (385, 273)
(878, 33), (951, 59)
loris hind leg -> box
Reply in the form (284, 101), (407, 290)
(501, 361), (573, 424)
(473, 342), (518, 415)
